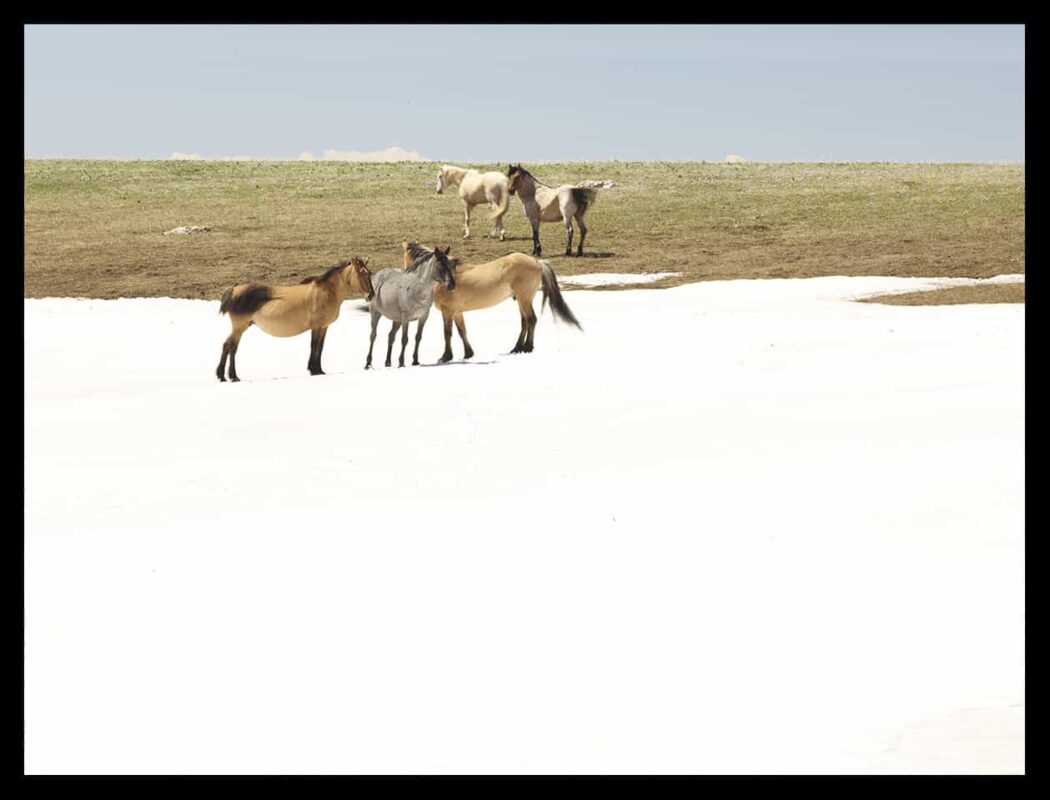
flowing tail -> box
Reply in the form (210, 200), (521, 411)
(490, 185), (511, 220)
(539, 260), (582, 330)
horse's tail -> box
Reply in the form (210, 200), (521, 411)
(570, 186), (598, 214)
(219, 283), (272, 316)
(539, 260), (582, 330)
(575, 179), (615, 190)
(490, 183), (511, 219)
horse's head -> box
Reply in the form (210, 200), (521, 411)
(507, 163), (524, 195)
(348, 257), (375, 301)
(431, 245), (457, 291)
(435, 166), (449, 194)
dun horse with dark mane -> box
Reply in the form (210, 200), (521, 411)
(402, 240), (581, 362)
(216, 258), (375, 381)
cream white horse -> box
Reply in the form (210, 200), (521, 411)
(506, 164), (614, 257)
(435, 165), (511, 241)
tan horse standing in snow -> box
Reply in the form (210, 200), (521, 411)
(216, 258), (375, 382)
(402, 240), (581, 362)
(435, 164), (511, 241)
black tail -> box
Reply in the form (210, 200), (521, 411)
(539, 261), (582, 330)
(570, 187), (597, 213)
(219, 283), (272, 316)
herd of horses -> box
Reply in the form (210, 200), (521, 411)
(217, 164), (600, 382)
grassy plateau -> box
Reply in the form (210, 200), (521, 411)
(24, 160), (1024, 301)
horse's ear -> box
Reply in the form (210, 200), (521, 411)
(363, 257), (370, 267)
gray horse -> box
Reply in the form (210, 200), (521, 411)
(365, 245), (458, 368)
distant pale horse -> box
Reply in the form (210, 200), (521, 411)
(435, 165), (511, 241)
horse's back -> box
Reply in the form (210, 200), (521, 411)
(462, 170), (509, 203)
(435, 253), (541, 313)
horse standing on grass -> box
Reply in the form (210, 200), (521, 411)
(402, 240), (581, 362)
(365, 245), (457, 369)
(435, 165), (512, 241)
(216, 258), (375, 382)
(506, 164), (613, 257)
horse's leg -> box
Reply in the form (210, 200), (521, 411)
(463, 201), (472, 239)
(575, 210), (588, 257)
(308, 328), (320, 374)
(309, 326), (328, 375)
(217, 317), (249, 381)
(226, 329), (244, 382)
(385, 320), (400, 367)
(439, 309), (454, 364)
(398, 320), (410, 367)
(365, 309), (380, 369)
(521, 296), (538, 353)
(454, 313), (474, 360)
(564, 212), (574, 257)
(216, 339), (231, 382)
(412, 308), (430, 366)
(530, 210), (542, 257)
(511, 305), (528, 353)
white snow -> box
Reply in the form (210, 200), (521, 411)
(24, 275), (1024, 775)
(560, 272), (680, 286)
(850, 273), (1025, 301)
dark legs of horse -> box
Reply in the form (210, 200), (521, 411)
(564, 216), (574, 256)
(385, 321), (401, 367)
(308, 326), (328, 375)
(440, 313), (455, 363)
(439, 311), (473, 363)
(216, 327), (245, 382)
(411, 311), (429, 366)
(531, 225), (542, 257)
(575, 212), (588, 256)
(510, 302), (537, 354)
(365, 310), (381, 369)
(455, 313), (474, 359)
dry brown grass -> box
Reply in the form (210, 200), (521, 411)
(24, 160), (1024, 300)
(858, 282), (1025, 306)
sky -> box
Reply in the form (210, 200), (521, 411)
(24, 24), (1024, 162)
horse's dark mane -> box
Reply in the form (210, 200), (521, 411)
(404, 242), (434, 272)
(510, 165), (547, 188)
(300, 260), (350, 284)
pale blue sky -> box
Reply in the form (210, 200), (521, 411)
(24, 24), (1024, 162)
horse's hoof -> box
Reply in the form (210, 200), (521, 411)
(230, 376), (240, 383)
(464, 351), (474, 360)
(217, 375), (226, 383)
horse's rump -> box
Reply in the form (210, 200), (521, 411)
(570, 186), (598, 213)
(220, 283), (273, 316)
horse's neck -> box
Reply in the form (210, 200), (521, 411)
(415, 258), (438, 284)
(446, 166), (470, 186)
(520, 178), (548, 206)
